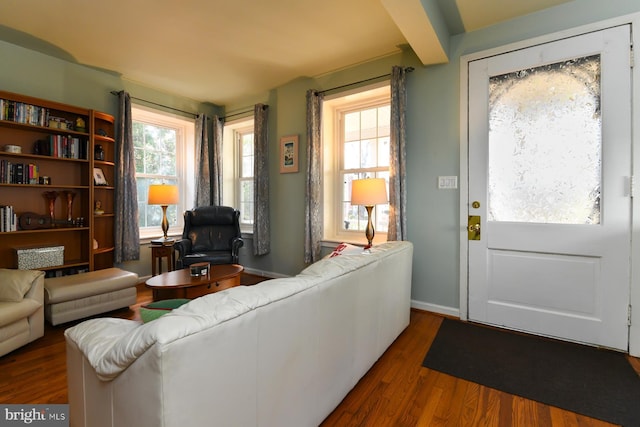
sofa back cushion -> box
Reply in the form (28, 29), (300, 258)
(0, 269), (43, 302)
(188, 225), (238, 252)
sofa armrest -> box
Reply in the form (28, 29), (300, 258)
(65, 318), (146, 381)
(174, 239), (193, 269)
(230, 237), (244, 263)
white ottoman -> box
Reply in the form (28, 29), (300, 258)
(44, 268), (138, 325)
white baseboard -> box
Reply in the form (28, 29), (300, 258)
(243, 267), (288, 279)
(411, 299), (460, 318)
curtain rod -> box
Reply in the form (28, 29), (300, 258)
(110, 91), (198, 118)
(315, 66), (414, 95)
(221, 104), (268, 121)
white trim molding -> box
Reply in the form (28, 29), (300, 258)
(411, 300), (460, 318)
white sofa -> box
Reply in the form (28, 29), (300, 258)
(65, 241), (413, 427)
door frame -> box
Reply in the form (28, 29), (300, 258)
(459, 13), (640, 356)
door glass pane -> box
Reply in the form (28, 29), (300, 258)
(488, 55), (601, 224)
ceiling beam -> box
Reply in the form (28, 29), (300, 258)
(380, 0), (449, 65)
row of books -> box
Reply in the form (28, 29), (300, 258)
(0, 99), (79, 130)
(0, 205), (17, 232)
(34, 135), (89, 160)
(0, 160), (40, 184)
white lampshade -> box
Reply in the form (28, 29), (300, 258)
(148, 184), (179, 206)
(351, 178), (387, 206)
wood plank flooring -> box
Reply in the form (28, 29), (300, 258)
(321, 311), (640, 427)
(1, 276), (638, 426)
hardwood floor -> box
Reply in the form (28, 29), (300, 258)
(1, 276), (638, 426)
(321, 312), (639, 427)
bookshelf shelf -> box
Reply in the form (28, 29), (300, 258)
(0, 119), (90, 137)
(0, 227), (90, 236)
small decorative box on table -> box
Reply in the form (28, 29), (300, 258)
(190, 262), (209, 277)
(14, 245), (64, 270)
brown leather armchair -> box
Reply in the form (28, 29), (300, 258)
(174, 206), (244, 269)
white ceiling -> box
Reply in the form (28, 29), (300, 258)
(0, 0), (571, 106)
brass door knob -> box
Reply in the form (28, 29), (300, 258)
(468, 223), (480, 232)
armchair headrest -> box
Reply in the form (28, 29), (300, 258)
(187, 206), (239, 226)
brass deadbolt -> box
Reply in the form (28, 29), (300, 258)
(468, 215), (481, 240)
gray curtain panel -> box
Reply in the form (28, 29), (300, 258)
(114, 91), (140, 262)
(212, 115), (223, 206)
(253, 104), (270, 256)
(304, 89), (324, 263)
(388, 66), (408, 241)
(194, 113), (211, 207)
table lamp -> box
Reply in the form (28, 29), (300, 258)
(148, 183), (179, 245)
(350, 178), (388, 248)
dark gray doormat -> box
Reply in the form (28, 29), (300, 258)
(422, 318), (640, 426)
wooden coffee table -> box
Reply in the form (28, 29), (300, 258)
(145, 264), (244, 301)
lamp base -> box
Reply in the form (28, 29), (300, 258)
(151, 205), (174, 246)
(364, 205), (375, 249)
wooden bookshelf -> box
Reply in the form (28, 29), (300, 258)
(0, 90), (115, 274)
(91, 111), (116, 270)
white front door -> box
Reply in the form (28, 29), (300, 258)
(467, 25), (632, 351)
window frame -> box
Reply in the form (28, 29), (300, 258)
(322, 83), (391, 245)
(132, 105), (195, 241)
(222, 117), (255, 234)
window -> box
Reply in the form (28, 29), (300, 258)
(237, 127), (254, 229)
(488, 55), (601, 224)
(132, 106), (195, 240)
(323, 84), (391, 243)
(222, 117), (254, 233)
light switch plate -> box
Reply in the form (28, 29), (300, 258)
(438, 176), (458, 189)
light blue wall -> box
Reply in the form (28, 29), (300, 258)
(2, 0), (639, 312)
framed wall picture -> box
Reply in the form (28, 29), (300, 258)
(93, 167), (108, 186)
(280, 135), (299, 173)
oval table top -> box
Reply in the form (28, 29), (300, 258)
(145, 264), (244, 289)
